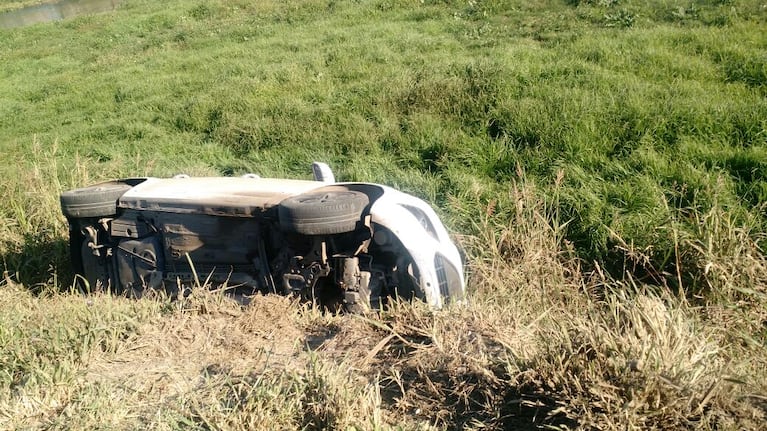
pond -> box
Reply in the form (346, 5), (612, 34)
(0, 0), (122, 29)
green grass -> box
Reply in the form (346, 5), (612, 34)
(1, 0), (765, 282)
(0, 0), (766, 429)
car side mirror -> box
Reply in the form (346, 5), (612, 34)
(312, 162), (335, 183)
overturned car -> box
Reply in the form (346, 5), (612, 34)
(60, 163), (465, 311)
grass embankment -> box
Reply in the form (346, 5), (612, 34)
(0, 0), (765, 429)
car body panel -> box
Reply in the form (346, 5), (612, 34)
(366, 186), (465, 308)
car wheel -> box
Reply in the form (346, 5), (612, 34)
(279, 191), (369, 235)
(60, 182), (133, 218)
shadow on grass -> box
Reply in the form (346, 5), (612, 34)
(379, 366), (576, 429)
(375, 335), (577, 430)
(1, 233), (73, 294)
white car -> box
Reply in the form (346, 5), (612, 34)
(60, 163), (465, 311)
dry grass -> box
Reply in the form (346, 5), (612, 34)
(1, 177), (765, 430)
(0, 142), (764, 429)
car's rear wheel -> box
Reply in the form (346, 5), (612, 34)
(60, 182), (133, 218)
(279, 191), (369, 235)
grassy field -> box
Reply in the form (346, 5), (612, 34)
(1, 0), (766, 429)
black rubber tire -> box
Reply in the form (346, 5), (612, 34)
(279, 191), (369, 235)
(60, 182), (133, 218)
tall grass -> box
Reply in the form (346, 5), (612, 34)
(1, 181), (764, 429)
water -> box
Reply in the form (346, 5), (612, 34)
(0, 0), (122, 29)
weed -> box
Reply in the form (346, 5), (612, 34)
(604, 8), (636, 27)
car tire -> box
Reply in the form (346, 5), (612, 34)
(279, 191), (369, 235)
(60, 182), (133, 218)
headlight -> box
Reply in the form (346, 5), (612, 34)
(399, 204), (439, 241)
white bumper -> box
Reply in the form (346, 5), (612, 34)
(368, 186), (465, 308)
